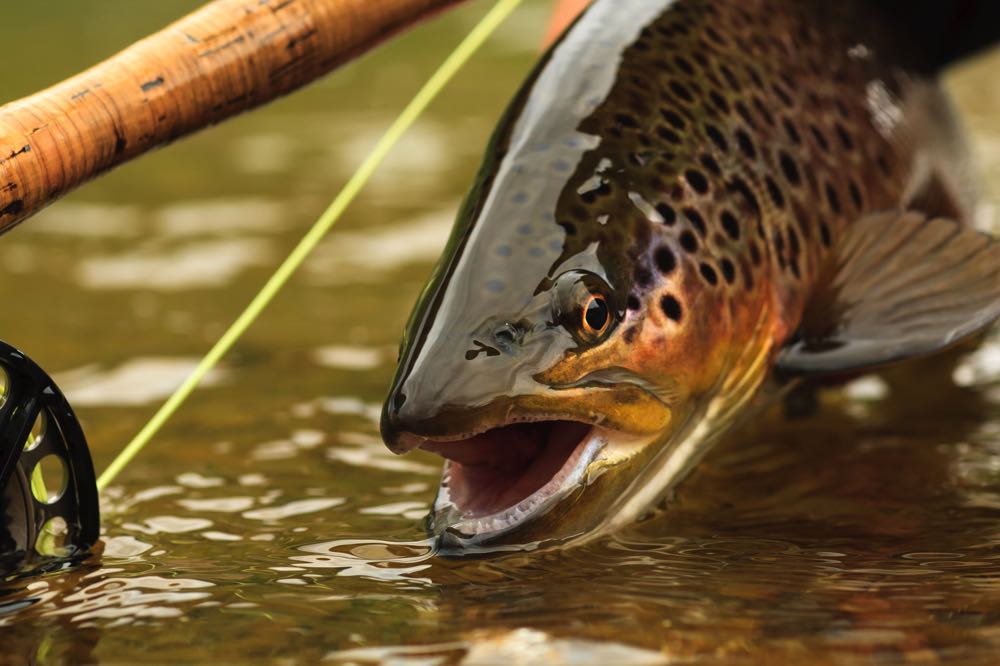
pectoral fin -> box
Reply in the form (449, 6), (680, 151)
(776, 210), (1000, 376)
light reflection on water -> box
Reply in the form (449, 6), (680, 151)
(1, 0), (1000, 663)
(5, 339), (1000, 663)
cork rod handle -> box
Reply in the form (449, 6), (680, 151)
(0, 0), (464, 233)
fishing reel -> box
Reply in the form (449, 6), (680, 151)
(0, 341), (99, 574)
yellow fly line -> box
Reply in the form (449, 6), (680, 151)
(96, 0), (525, 491)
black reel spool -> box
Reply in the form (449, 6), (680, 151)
(0, 341), (99, 574)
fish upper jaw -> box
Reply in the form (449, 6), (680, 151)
(380, 381), (672, 453)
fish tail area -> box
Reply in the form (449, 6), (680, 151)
(873, 0), (1000, 72)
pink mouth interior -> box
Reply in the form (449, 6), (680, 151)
(420, 421), (592, 518)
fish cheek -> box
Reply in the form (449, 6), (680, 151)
(633, 274), (736, 405)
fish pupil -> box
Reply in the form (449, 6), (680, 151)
(583, 296), (610, 334)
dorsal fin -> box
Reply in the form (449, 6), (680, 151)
(776, 210), (1000, 376)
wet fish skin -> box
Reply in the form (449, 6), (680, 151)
(380, 0), (1000, 547)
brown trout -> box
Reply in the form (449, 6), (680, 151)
(380, 0), (1000, 551)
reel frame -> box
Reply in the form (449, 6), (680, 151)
(0, 341), (99, 571)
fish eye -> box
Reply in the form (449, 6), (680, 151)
(553, 271), (618, 344)
(582, 294), (610, 336)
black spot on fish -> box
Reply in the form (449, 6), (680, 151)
(735, 129), (756, 159)
(728, 176), (760, 216)
(819, 220), (832, 247)
(661, 108), (686, 129)
(699, 153), (721, 176)
(680, 230), (698, 252)
(627, 294), (641, 311)
(720, 258), (736, 284)
(849, 180), (863, 209)
(674, 56), (695, 75)
(705, 25), (726, 46)
(765, 176), (785, 208)
(825, 182), (841, 214)
(835, 123), (853, 150)
(705, 124), (727, 152)
(657, 126), (681, 144)
(720, 210), (740, 240)
(735, 101), (754, 128)
(660, 295), (683, 322)
(810, 124), (830, 152)
(719, 64), (740, 91)
(683, 207), (706, 236)
(685, 169), (709, 194)
(496, 245), (512, 257)
(779, 152), (800, 186)
(655, 202), (677, 225)
(783, 118), (801, 144)
(466, 341), (500, 360)
(772, 83), (793, 107)
(699, 262), (718, 286)
(753, 96), (776, 127)
(654, 246), (676, 274)
(709, 89), (730, 114)
(750, 241), (762, 266)
(669, 80), (694, 103)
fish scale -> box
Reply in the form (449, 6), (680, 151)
(381, 0), (1000, 550)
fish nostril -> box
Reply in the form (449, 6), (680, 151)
(493, 322), (522, 351)
(495, 328), (515, 345)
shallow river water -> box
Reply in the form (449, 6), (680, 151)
(3, 2), (1000, 664)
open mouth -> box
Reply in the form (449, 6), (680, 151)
(419, 421), (600, 536)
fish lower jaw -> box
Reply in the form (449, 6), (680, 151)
(430, 426), (640, 543)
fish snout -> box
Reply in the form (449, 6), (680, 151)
(380, 387), (433, 454)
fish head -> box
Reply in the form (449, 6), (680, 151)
(379, 134), (737, 552)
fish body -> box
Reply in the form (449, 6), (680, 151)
(380, 0), (1000, 550)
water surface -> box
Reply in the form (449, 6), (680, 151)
(2, 2), (1000, 663)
